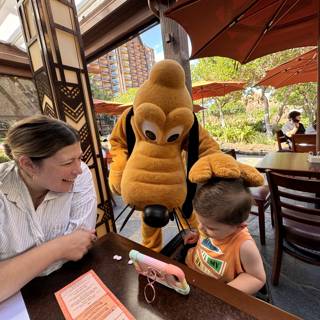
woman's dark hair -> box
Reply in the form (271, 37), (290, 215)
(288, 111), (301, 120)
(3, 115), (80, 162)
(193, 178), (253, 225)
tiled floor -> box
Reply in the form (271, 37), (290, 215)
(112, 154), (320, 320)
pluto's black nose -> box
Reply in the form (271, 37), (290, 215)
(143, 205), (169, 228)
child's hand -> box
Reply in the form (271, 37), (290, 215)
(183, 229), (199, 245)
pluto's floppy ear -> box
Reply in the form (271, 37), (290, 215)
(125, 107), (135, 157)
(189, 152), (264, 187)
(238, 163), (265, 187)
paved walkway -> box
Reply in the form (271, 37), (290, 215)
(112, 155), (320, 320)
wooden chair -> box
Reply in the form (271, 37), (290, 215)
(223, 149), (273, 245)
(266, 170), (320, 285)
(292, 134), (316, 153)
(275, 130), (291, 152)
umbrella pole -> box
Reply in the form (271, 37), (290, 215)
(317, 1), (320, 152)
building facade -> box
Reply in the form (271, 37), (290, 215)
(89, 36), (155, 96)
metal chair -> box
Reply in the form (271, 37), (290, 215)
(266, 170), (320, 285)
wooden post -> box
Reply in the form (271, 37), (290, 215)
(155, 0), (192, 95)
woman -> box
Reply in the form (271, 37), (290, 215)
(0, 115), (97, 302)
(282, 110), (306, 139)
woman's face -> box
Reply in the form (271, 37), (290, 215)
(292, 115), (301, 122)
(33, 142), (83, 193)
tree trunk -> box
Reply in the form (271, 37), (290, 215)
(261, 88), (272, 136)
(217, 102), (226, 128)
(274, 87), (292, 125)
(300, 90), (314, 124)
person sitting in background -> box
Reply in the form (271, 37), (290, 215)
(282, 111), (305, 140)
(305, 119), (316, 134)
(0, 115), (97, 302)
(183, 178), (266, 295)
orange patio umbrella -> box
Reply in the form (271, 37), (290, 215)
(165, 0), (317, 63)
(118, 101), (205, 113)
(165, 0), (320, 150)
(93, 99), (124, 115)
(192, 81), (245, 127)
(192, 81), (246, 100)
(256, 48), (317, 88)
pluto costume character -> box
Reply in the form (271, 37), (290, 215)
(109, 59), (263, 252)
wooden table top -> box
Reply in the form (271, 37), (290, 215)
(256, 152), (320, 178)
(21, 232), (300, 320)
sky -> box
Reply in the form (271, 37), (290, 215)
(140, 24), (192, 62)
(140, 24), (164, 61)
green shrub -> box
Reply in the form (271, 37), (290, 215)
(206, 122), (256, 143)
(205, 121), (275, 145)
(0, 150), (9, 163)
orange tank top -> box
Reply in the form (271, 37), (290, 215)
(185, 226), (253, 283)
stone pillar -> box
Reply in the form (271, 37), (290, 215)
(16, 0), (115, 236)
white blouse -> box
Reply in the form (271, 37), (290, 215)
(0, 161), (97, 275)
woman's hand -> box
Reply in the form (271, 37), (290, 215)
(57, 229), (97, 261)
(0, 229), (96, 303)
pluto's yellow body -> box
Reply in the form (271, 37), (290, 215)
(109, 60), (263, 251)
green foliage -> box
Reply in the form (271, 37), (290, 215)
(89, 75), (112, 100)
(192, 57), (240, 82)
(112, 88), (138, 104)
(214, 98), (246, 115)
(200, 106), (277, 145)
(251, 119), (266, 133)
(205, 121), (275, 145)
(206, 122), (255, 143)
(271, 83), (316, 124)
(0, 150), (9, 163)
(192, 48), (311, 86)
(191, 47), (316, 150)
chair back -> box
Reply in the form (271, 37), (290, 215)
(276, 130), (290, 151)
(266, 170), (320, 253)
(292, 134), (316, 153)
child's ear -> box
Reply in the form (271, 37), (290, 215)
(238, 222), (247, 229)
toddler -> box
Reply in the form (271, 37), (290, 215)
(184, 178), (266, 295)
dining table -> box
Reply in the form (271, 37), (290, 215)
(255, 152), (320, 178)
(20, 232), (300, 320)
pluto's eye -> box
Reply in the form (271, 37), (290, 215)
(141, 121), (158, 142)
(167, 133), (179, 142)
(165, 126), (183, 143)
(145, 130), (156, 141)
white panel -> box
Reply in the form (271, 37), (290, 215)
(56, 29), (81, 68)
(25, 0), (37, 39)
(29, 40), (43, 71)
(64, 69), (78, 84)
(55, 67), (61, 81)
(50, 0), (74, 30)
